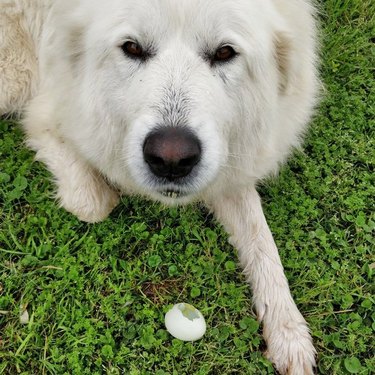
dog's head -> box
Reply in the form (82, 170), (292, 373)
(45, 0), (316, 204)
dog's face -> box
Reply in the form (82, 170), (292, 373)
(52, 0), (289, 204)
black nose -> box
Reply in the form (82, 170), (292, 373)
(143, 127), (201, 181)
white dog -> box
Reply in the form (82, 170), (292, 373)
(0, 0), (319, 373)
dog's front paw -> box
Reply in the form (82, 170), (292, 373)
(57, 174), (120, 223)
(264, 317), (316, 375)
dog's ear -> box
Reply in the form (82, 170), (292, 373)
(274, 31), (295, 93)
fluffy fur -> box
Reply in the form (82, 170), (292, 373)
(0, 0), (319, 373)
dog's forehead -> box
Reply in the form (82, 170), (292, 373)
(85, 0), (271, 43)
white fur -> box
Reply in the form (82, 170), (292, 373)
(0, 0), (319, 373)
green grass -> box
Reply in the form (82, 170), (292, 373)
(0, 1), (374, 374)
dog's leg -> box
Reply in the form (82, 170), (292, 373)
(28, 133), (120, 223)
(23, 97), (120, 223)
(209, 188), (316, 375)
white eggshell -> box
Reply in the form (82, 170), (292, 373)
(165, 303), (206, 341)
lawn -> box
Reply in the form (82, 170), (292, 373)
(0, 1), (374, 374)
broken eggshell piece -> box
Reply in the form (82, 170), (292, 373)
(165, 303), (206, 341)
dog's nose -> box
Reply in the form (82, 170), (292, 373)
(143, 127), (201, 180)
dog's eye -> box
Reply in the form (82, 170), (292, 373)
(121, 41), (144, 59)
(213, 45), (237, 63)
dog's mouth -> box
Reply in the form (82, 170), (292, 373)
(159, 189), (186, 199)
